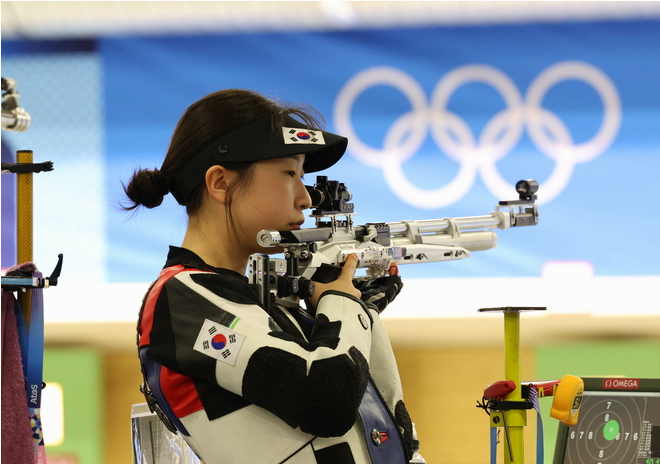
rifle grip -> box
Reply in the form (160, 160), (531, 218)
(312, 264), (343, 283)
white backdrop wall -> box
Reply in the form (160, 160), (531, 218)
(2, 4), (660, 327)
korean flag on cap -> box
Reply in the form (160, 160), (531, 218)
(193, 319), (246, 366)
(282, 127), (326, 145)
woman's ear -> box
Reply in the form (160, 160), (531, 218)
(205, 165), (233, 205)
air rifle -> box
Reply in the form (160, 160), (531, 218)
(249, 176), (539, 312)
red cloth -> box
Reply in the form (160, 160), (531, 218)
(1, 290), (34, 464)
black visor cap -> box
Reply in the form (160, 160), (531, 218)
(170, 115), (348, 205)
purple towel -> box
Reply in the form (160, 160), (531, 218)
(2, 290), (34, 464)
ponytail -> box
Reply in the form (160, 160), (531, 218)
(122, 168), (170, 210)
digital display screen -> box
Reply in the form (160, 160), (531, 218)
(555, 380), (660, 464)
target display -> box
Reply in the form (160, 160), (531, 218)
(554, 379), (660, 464)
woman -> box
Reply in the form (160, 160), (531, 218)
(125, 89), (414, 464)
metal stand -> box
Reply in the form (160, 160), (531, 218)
(2, 151), (62, 295)
(479, 306), (546, 463)
(16, 150), (34, 324)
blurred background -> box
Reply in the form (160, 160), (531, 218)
(2, 2), (660, 463)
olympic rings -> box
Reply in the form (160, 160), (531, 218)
(333, 61), (621, 208)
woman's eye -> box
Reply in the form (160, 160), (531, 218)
(286, 171), (304, 179)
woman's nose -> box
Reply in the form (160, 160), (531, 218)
(298, 181), (312, 210)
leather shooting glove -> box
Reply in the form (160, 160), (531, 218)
(355, 274), (403, 313)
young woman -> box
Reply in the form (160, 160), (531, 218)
(125, 89), (414, 464)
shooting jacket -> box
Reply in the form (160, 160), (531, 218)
(138, 246), (413, 464)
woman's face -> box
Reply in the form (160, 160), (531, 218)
(229, 154), (312, 254)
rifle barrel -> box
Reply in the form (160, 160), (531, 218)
(386, 214), (502, 236)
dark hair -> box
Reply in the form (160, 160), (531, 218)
(123, 89), (324, 217)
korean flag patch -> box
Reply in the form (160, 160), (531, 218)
(193, 318), (246, 366)
(282, 127), (326, 145)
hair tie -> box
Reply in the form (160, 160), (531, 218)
(153, 169), (170, 196)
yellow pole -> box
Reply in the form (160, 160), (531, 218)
(503, 309), (525, 464)
(16, 149), (33, 328)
